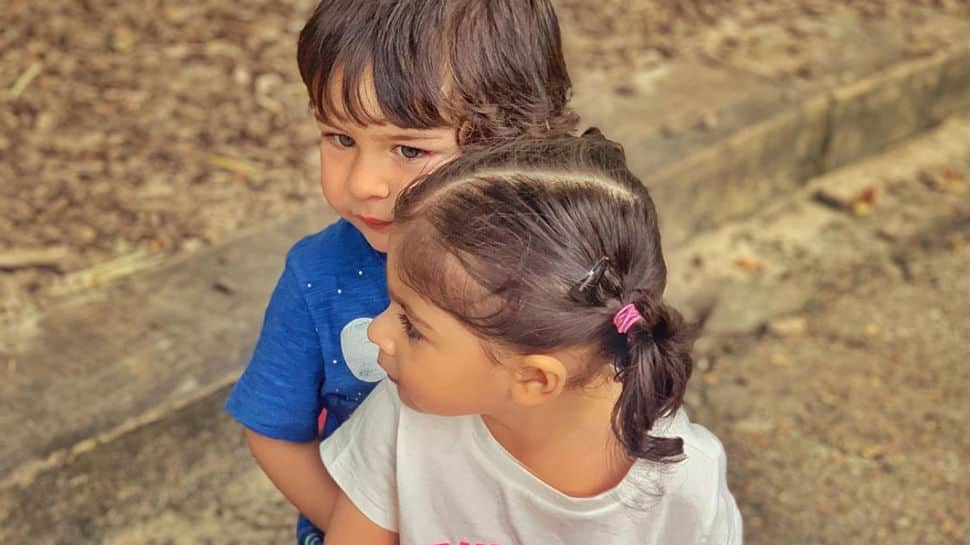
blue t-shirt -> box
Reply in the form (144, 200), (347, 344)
(225, 219), (389, 542)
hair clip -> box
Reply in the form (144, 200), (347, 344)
(568, 256), (611, 304)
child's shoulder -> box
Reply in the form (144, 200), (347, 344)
(653, 409), (726, 460)
(678, 412), (728, 466)
(650, 410), (729, 498)
(285, 219), (379, 273)
(288, 218), (369, 260)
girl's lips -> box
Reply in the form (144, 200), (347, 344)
(377, 354), (396, 383)
(358, 216), (392, 230)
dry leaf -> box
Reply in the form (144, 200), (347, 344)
(8, 62), (43, 98)
(771, 352), (793, 366)
(112, 27), (135, 52)
(850, 186), (878, 216)
(735, 256), (767, 272)
(767, 315), (807, 336)
(208, 155), (260, 179)
(921, 166), (968, 194)
(0, 246), (71, 271)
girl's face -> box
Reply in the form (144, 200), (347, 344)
(367, 243), (512, 416)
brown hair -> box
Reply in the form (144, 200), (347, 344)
(392, 130), (696, 464)
(297, 0), (578, 145)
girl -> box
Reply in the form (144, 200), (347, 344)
(320, 131), (743, 545)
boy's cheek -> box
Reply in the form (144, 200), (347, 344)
(436, 150), (461, 169)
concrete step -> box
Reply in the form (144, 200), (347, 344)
(2, 383), (293, 544)
(665, 114), (970, 336)
(569, 5), (968, 246)
(0, 211), (334, 487)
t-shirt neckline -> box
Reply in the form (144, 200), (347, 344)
(468, 414), (642, 513)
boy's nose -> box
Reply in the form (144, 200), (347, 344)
(347, 157), (391, 200)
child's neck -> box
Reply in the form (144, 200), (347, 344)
(482, 377), (632, 498)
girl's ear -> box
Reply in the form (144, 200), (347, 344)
(509, 355), (567, 407)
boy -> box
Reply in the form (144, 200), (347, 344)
(225, 1), (578, 543)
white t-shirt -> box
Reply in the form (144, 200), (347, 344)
(320, 380), (742, 545)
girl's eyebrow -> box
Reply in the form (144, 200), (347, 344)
(388, 286), (435, 331)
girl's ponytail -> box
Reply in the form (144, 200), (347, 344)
(611, 295), (696, 463)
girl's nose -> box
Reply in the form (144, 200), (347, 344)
(368, 308), (396, 356)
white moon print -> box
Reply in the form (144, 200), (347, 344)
(339, 317), (386, 382)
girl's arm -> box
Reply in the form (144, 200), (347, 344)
(244, 429), (339, 531)
(324, 491), (398, 545)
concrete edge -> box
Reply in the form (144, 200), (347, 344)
(649, 43), (969, 247)
(0, 207), (332, 483)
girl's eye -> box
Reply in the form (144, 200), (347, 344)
(397, 312), (423, 341)
(396, 145), (427, 160)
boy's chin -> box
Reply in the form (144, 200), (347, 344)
(355, 224), (390, 253)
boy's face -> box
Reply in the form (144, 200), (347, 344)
(315, 78), (460, 252)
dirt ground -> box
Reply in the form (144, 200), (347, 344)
(692, 238), (969, 544)
(2, 0), (967, 323)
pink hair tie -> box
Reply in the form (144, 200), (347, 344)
(613, 303), (642, 334)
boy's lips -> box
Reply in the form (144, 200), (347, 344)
(357, 215), (392, 230)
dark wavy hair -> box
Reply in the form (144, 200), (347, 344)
(392, 130), (697, 464)
(297, 0), (578, 145)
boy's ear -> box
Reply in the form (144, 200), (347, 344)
(509, 355), (567, 407)
(456, 120), (473, 146)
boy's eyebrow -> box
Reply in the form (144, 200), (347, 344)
(314, 119), (450, 143)
(313, 116), (345, 128)
(381, 132), (449, 142)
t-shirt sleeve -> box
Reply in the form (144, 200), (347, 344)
(701, 435), (744, 545)
(225, 259), (324, 442)
(706, 484), (744, 545)
(319, 380), (400, 532)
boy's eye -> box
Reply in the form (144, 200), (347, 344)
(324, 133), (355, 148)
(396, 145), (427, 160)
(397, 312), (423, 341)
